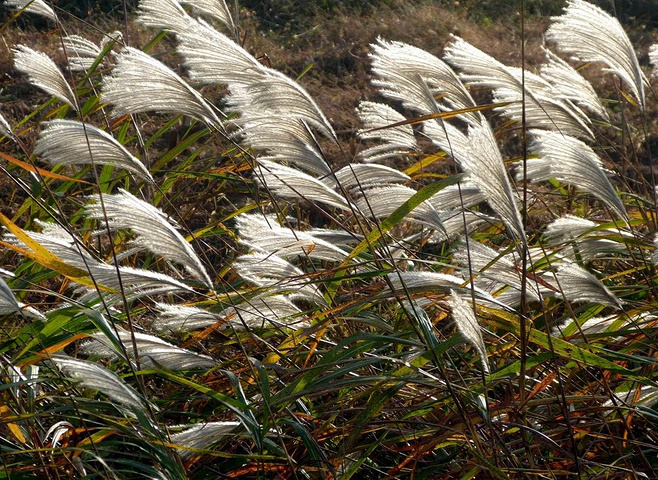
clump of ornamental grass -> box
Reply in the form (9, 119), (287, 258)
(2, 0), (658, 478)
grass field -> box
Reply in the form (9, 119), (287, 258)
(2, 0), (658, 478)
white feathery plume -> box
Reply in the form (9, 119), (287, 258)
(254, 160), (350, 210)
(325, 164), (410, 191)
(0, 112), (12, 139)
(357, 101), (418, 163)
(30, 222), (192, 296)
(176, 16), (334, 138)
(369, 38), (478, 119)
(102, 47), (222, 127)
(235, 213), (348, 262)
(461, 124), (525, 243)
(545, 215), (630, 260)
(386, 271), (499, 306)
(448, 290), (489, 374)
(453, 241), (520, 289)
(77, 265), (195, 304)
(86, 190), (212, 288)
(35, 120), (154, 182)
(540, 47), (609, 121)
(82, 330), (216, 370)
(232, 252), (326, 305)
(226, 72), (335, 139)
(152, 303), (221, 332)
(544, 215), (595, 242)
(553, 261), (621, 308)
(153, 295), (304, 332)
(493, 89), (594, 140)
(523, 130), (627, 222)
(444, 35), (547, 92)
(51, 356), (144, 410)
(3, 220), (194, 303)
(61, 35), (103, 72)
(553, 314), (628, 343)
(650, 44), (658, 77)
(452, 241), (548, 303)
(235, 117), (330, 175)
(179, 0), (234, 29)
(444, 36), (594, 139)
(13, 45), (77, 110)
(431, 210), (493, 243)
(177, 18), (265, 86)
(427, 183), (485, 212)
(353, 185), (444, 233)
(170, 421), (241, 458)
(137, 0), (196, 32)
(5, 0), (56, 20)
(218, 295), (306, 330)
(545, 0), (645, 110)
(422, 119), (471, 165)
(0, 276), (22, 315)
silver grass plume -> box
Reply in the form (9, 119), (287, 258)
(493, 89), (594, 140)
(553, 261), (621, 308)
(0, 276), (22, 315)
(3, 220), (195, 303)
(152, 303), (221, 332)
(51, 356), (145, 410)
(61, 35), (103, 72)
(461, 124), (525, 244)
(5, 0), (56, 20)
(86, 189), (213, 288)
(170, 421), (241, 458)
(448, 290), (489, 374)
(433, 210), (493, 243)
(386, 271), (498, 306)
(357, 101), (418, 163)
(226, 72), (335, 140)
(102, 47), (222, 127)
(546, 0), (645, 110)
(353, 185), (445, 233)
(179, 0), (234, 29)
(137, 0), (196, 32)
(554, 314), (628, 343)
(524, 130), (628, 222)
(325, 164), (410, 191)
(422, 119), (471, 165)
(444, 35), (548, 92)
(235, 117), (330, 175)
(176, 18), (265, 86)
(650, 44), (658, 77)
(175, 16), (334, 138)
(540, 47), (609, 121)
(369, 38), (478, 120)
(444, 36), (594, 139)
(82, 330), (216, 370)
(452, 241), (547, 303)
(232, 252), (326, 305)
(427, 183), (485, 212)
(153, 295), (304, 332)
(35, 120), (154, 182)
(235, 213), (348, 263)
(254, 160), (350, 210)
(13, 45), (77, 110)
(218, 295), (306, 330)
(545, 215), (631, 261)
